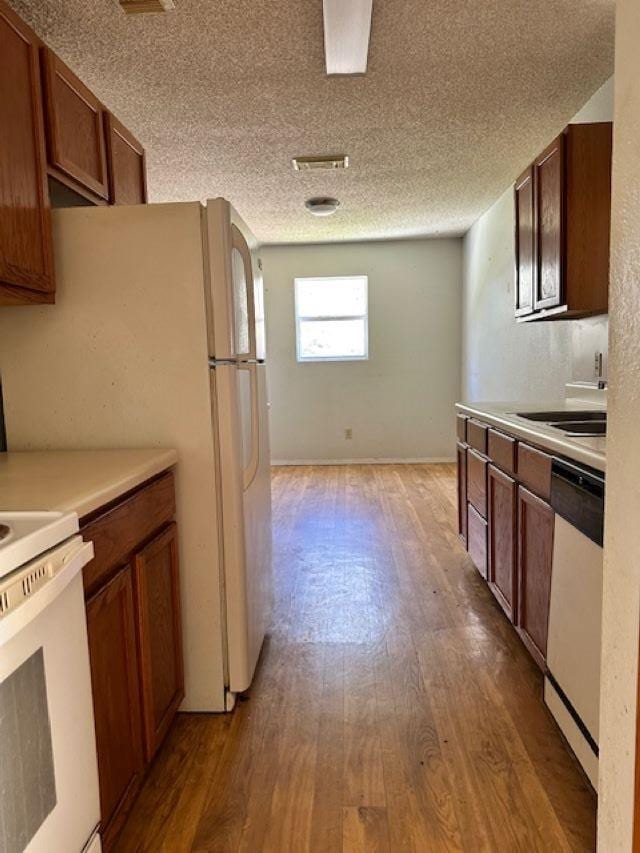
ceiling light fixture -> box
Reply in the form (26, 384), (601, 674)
(117, 0), (174, 14)
(305, 197), (340, 217)
(292, 155), (349, 171)
(323, 0), (373, 75)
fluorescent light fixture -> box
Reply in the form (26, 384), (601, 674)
(118, 0), (174, 13)
(323, 0), (373, 76)
(292, 154), (349, 171)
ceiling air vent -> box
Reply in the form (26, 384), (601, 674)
(118, 0), (175, 14)
(292, 155), (349, 172)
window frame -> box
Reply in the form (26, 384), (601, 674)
(294, 275), (369, 363)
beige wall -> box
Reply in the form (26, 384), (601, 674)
(461, 78), (613, 402)
(598, 4), (640, 848)
(262, 239), (462, 463)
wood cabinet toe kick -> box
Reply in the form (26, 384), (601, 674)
(81, 469), (183, 852)
(455, 411), (556, 671)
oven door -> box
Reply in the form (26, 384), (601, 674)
(0, 540), (101, 853)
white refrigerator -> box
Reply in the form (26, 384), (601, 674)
(0, 199), (273, 712)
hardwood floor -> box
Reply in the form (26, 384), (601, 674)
(115, 464), (596, 852)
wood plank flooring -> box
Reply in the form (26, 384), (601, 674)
(115, 464), (596, 852)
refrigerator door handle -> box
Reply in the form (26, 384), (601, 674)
(239, 362), (260, 490)
(231, 224), (257, 362)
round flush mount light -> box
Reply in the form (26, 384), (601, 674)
(305, 197), (340, 216)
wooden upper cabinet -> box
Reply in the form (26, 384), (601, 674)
(514, 167), (535, 317)
(517, 486), (554, 670)
(41, 47), (109, 201)
(515, 122), (612, 322)
(86, 565), (144, 849)
(133, 523), (184, 761)
(105, 112), (148, 205)
(0, 0), (54, 303)
(534, 134), (564, 312)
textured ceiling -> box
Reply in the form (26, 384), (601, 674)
(12, 0), (615, 243)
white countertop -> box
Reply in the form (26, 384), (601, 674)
(456, 399), (606, 472)
(0, 449), (178, 519)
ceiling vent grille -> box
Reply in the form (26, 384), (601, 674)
(292, 155), (349, 172)
(118, 0), (175, 14)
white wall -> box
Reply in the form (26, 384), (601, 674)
(461, 78), (613, 402)
(262, 239), (462, 463)
(598, 5), (640, 848)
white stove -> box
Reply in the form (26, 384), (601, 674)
(0, 510), (101, 852)
(0, 511), (79, 579)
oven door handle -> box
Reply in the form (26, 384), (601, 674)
(0, 540), (94, 646)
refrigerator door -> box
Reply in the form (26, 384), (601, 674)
(210, 362), (272, 695)
(205, 198), (257, 361)
(254, 255), (266, 362)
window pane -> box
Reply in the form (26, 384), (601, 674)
(298, 318), (367, 359)
(295, 276), (367, 318)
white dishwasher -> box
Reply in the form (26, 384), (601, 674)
(545, 458), (605, 790)
(0, 512), (100, 853)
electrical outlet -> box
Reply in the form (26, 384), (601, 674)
(344, 428), (352, 440)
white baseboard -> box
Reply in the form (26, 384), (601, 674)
(270, 457), (455, 466)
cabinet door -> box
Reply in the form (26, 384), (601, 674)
(534, 134), (565, 311)
(488, 465), (517, 622)
(41, 47), (109, 200)
(467, 503), (488, 578)
(514, 167), (535, 317)
(0, 1), (54, 300)
(517, 486), (554, 669)
(86, 565), (144, 847)
(133, 523), (184, 761)
(457, 442), (467, 544)
(105, 112), (147, 205)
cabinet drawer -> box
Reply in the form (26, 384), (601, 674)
(81, 471), (176, 596)
(467, 504), (487, 578)
(488, 429), (516, 476)
(517, 443), (552, 501)
(467, 419), (488, 455)
(456, 414), (468, 443)
(467, 449), (488, 518)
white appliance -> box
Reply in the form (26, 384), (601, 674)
(0, 199), (272, 712)
(0, 512), (100, 852)
(545, 458), (605, 789)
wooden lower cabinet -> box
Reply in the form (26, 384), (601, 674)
(487, 465), (517, 622)
(466, 448), (488, 517)
(134, 523), (184, 761)
(456, 442), (467, 543)
(457, 412), (558, 672)
(467, 503), (487, 578)
(516, 486), (554, 669)
(86, 565), (144, 850)
(82, 473), (183, 851)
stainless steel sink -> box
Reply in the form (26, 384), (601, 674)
(549, 421), (606, 436)
(515, 410), (606, 422)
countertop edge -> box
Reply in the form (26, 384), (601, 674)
(71, 449), (179, 519)
(455, 403), (606, 473)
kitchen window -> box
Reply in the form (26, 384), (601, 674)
(294, 275), (369, 362)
